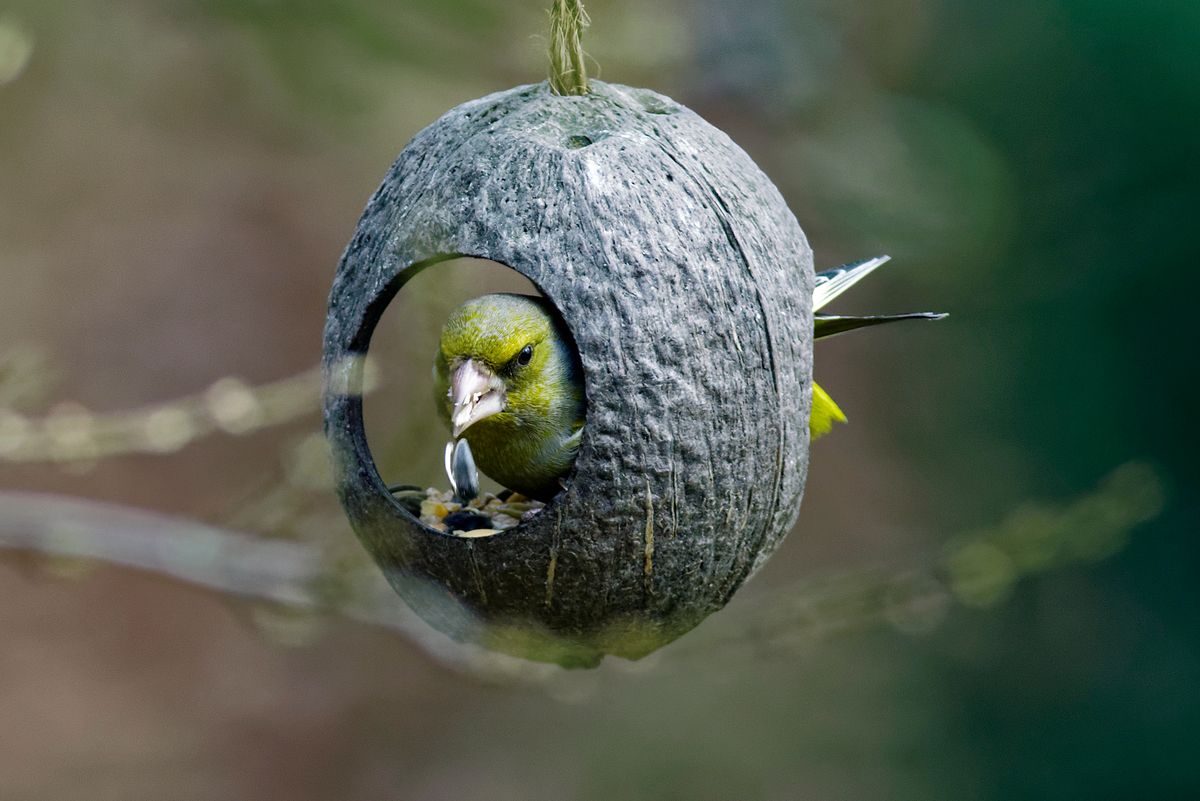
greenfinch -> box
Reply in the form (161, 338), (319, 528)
(434, 293), (585, 502)
(434, 256), (943, 501)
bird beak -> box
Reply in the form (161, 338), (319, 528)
(449, 359), (506, 437)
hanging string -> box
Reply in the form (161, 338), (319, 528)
(548, 0), (591, 95)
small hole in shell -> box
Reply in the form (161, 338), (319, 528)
(565, 134), (594, 149)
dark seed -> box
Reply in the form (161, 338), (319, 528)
(443, 510), (493, 531)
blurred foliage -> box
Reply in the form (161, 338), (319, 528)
(0, 0), (1196, 799)
(198, 0), (511, 109)
(0, 15), (34, 85)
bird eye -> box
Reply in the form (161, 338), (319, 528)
(516, 344), (534, 366)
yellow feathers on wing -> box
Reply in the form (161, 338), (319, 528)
(810, 381), (847, 440)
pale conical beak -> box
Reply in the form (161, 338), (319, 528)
(449, 359), (506, 437)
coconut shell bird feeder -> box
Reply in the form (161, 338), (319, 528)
(322, 6), (814, 667)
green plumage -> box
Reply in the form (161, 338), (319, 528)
(434, 294), (585, 502)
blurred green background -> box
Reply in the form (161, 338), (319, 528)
(1, 0), (1195, 798)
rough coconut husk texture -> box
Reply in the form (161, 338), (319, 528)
(323, 80), (814, 667)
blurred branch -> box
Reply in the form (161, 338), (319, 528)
(0, 492), (321, 603)
(672, 462), (1166, 663)
(0, 491), (553, 681)
(0, 463), (1165, 681)
(0, 358), (376, 466)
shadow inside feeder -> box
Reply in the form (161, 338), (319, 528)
(362, 256), (585, 538)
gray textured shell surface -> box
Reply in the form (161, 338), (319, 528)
(323, 80), (814, 667)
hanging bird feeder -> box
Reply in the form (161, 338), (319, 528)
(322, 3), (813, 667)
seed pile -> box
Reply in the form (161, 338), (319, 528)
(388, 485), (544, 537)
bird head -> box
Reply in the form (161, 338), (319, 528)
(434, 293), (576, 439)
